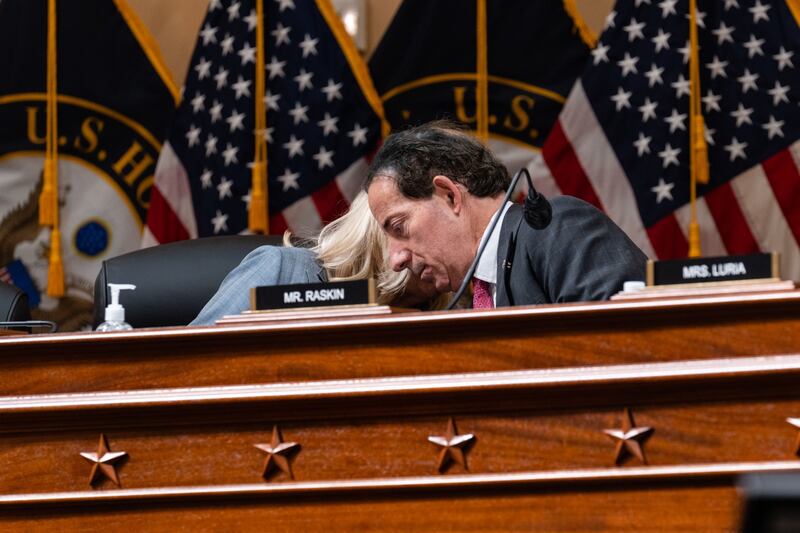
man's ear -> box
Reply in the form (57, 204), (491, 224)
(432, 175), (464, 214)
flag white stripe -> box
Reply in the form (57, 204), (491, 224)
(673, 198), (728, 257)
(151, 142), (199, 240)
(729, 165), (800, 280)
(141, 226), (159, 249)
(559, 82), (656, 259)
(282, 196), (323, 235)
(334, 157), (369, 203)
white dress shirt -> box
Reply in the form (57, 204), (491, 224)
(473, 201), (513, 305)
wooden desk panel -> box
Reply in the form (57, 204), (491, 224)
(0, 291), (798, 395)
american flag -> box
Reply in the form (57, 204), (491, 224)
(533, 0), (800, 279)
(144, 0), (385, 244)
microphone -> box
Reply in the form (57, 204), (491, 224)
(445, 168), (551, 310)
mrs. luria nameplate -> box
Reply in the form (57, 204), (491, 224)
(646, 252), (779, 286)
(250, 279), (376, 311)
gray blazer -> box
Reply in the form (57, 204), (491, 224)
(190, 246), (325, 326)
(496, 197), (648, 306)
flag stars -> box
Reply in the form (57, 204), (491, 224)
(743, 34), (765, 58)
(658, 0), (677, 17)
(220, 33), (235, 56)
(244, 9), (257, 31)
(592, 43), (609, 64)
(294, 69), (314, 91)
(200, 23), (218, 45)
(277, 169), (300, 191)
(238, 42), (256, 65)
(651, 178), (675, 203)
(768, 81), (790, 106)
(322, 79), (343, 102)
(705, 127), (716, 146)
(639, 98), (658, 122)
(214, 67), (229, 89)
(272, 23), (291, 46)
(724, 137), (748, 161)
(658, 143), (681, 168)
(774, 47), (795, 71)
(211, 210), (228, 234)
(702, 90), (721, 113)
(190, 92), (205, 113)
(749, 0), (770, 23)
(686, 9), (706, 28)
(226, 110), (245, 133)
(706, 56), (728, 79)
(644, 64), (664, 86)
(651, 29), (671, 52)
(205, 134), (218, 156)
(633, 133), (652, 156)
(617, 53), (639, 77)
(737, 69), (759, 93)
(313, 147), (335, 170)
(623, 18), (645, 42)
(605, 10), (616, 28)
(678, 41), (691, 64)
(611, 87), (632, 111)
(222, 143), (239, 166)
(200, 168), (213, 189)
(227, 1), (240, 21)
(671, 74), (690, 98)
(711, 22), (735, 45)
(217, 177), (233, 199)
(209, 100), (223, 123)
(275, 0), (295, 11)
(261, 126), (274, 143)
(299, 34), (319, 58)
(318, 113), (339, 136)
(731, 103), (754, 127)
(348, 123), (369, 147)
(186, 124), (201, 147)
(232, 76), (252, 99)
(664, 109), (687, 133)
(264, 90), (281, 111)
(194, 57), (211, 80)
(724, 0), (739, 9)
(288, 102), (309, 124)
(283, 135), (305, 158)
(763, 115), (785, 139)
(266, 57), (287, 79)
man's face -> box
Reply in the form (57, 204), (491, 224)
(367, 177), (474, 293)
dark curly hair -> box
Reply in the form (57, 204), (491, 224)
(364, 120), (510, 199)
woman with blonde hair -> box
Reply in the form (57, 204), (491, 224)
(190, 192), (438, 326)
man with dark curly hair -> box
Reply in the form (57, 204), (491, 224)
(365, 120), (648, 308)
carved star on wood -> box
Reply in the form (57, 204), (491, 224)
(254, 426), (300, 480)
(79, 434), (128, 487)
(428, 418), (476, 473)
(787, 418), (800, 455)
(603, 408), (654, 466)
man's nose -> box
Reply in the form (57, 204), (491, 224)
(388, 241), (411, 272)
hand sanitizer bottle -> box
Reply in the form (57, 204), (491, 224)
(96, 283), (136, 331)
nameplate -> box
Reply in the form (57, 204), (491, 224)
(250, 279), (376, 311)
(646, 252), (779, 286)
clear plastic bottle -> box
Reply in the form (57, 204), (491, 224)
(96, 283), (136, 331)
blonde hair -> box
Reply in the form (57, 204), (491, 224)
(285, 193), (409, 305)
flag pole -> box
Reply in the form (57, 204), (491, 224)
(688, 0), (710, 258)
(249, 0), (269, 234)
(475, 0), (489, 143)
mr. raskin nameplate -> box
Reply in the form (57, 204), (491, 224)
(250, 279), (376, 311)
(646, 252), (779, 286)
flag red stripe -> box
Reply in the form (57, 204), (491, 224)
(762, 149), (800, 248)
(541, 120), (604, 210)
(146, 186), (190, 243)
(311, 180), (349, 225)
(646, 213), (688, 259)
(703, 182), (760, 255)
(269, 212), (288, 235)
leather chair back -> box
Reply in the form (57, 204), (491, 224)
(93, 235), (283, 328)
(0, 281), (31, 323)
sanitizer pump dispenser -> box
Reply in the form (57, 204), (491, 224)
(96, 283), (136, 331)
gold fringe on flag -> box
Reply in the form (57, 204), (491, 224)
(248, 0), (269, 233)
(687, 0), (709, 258)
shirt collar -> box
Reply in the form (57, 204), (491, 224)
(473, 201), (513, 285)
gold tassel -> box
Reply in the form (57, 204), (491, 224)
(248, 162), (267, 233)
(693, 116), (710, 185)
(47, 227), (65, 297)
(39, 159), (56, 225)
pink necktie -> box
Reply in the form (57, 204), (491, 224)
(472, 278), (494, 309)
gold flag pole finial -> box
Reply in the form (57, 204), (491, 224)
(687, 0), (709, 258)
(475, 0), (489, 143)
(249, 0), (269, 234)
